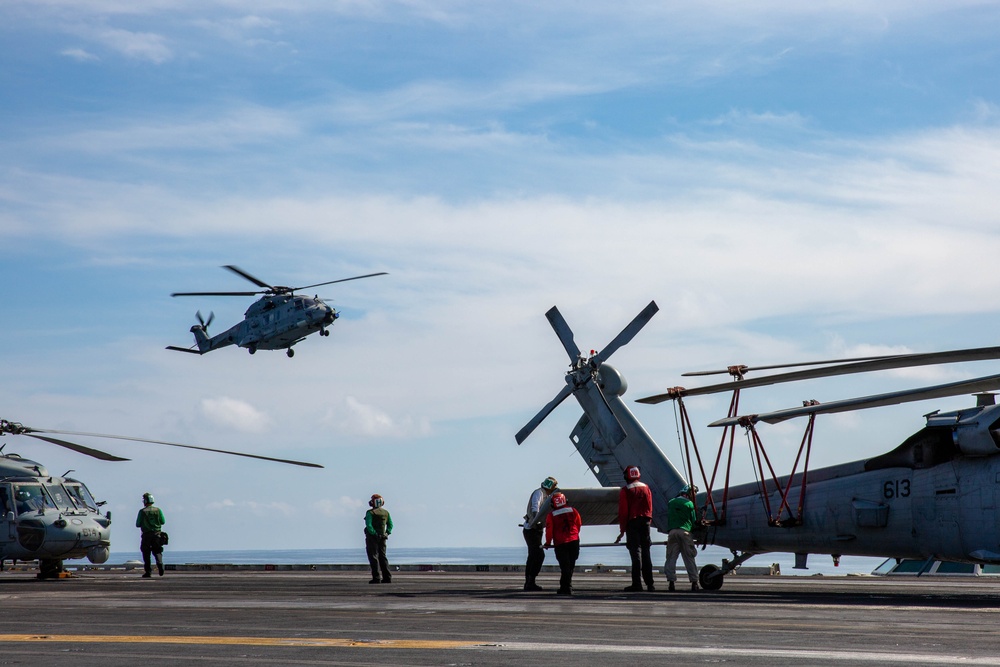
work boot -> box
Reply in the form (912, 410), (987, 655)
(623, 584), (643, 592)
(556, 588), (572, 596)
(523, 582), (543, 592)
(646, 585), (655, 592)
(668, 581), (675, 592)
(141, 572), (151, 578)
(158, 564), (164, 577)
(369, 578), (381, 584)
(382, 577), (392, 584)
(691, 582), (699, 592)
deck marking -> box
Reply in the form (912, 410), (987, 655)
(0, 634), (481, 649)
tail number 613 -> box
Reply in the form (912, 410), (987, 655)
(884, 479), (910, 499)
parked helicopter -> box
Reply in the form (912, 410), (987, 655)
(516, 301), (1000, 590)
(0, 418), (322, 578)
(167, 265), (387, 357)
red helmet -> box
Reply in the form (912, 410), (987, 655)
(551, 492), (567, 509)
(625, 466), (641, 482)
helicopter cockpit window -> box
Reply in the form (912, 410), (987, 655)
(44, 483), (77, 511)
(294, 300), (304, 310)
(0, 486), (11, 514)
(65, 484), (98, 511)
(12, 484), (54, 515)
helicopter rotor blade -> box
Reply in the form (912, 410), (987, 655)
(709, 372), (1000, 428)
(171, 291), (262, 297)
(293, 272), (389, 292)
(682, 354), (909, 377)
(545, 307), (582, 362)
(638, 344), (1000, 405)
(223, 265), (274, 290)
(30, 429), (324, 468)
(516, 384), (574, 445)
(23, 433), (130, 462)
(592, 301), (659, 366)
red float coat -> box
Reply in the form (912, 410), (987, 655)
(545, 506), (582, 546)
(618, 481), (653, 532)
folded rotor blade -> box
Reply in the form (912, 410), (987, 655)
(25, 433), (130, 462)
(36, 429), (324, 468)
(516, 384), (574, 444)
(223, 265), (273, 289)
(638, 344), (1000, 404)
(592, 301), (659, 366)
(545, 307), (582, 362)
(294, 272), (389, 291)
(708, 372), (1000, 428)
(682, 354), (906, 377)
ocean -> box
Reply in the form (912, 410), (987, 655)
(108, 545), (888, 576)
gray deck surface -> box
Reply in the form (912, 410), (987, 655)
(1, 568), (999, 665)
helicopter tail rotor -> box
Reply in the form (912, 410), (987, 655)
(196, 310), (215, 332)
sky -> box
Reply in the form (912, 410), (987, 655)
(2, 1), (1000, 556)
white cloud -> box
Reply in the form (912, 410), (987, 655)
(313, 496), (365, 517)
(329, 396), (432, 439)
(200, 397), (272, 433)
(93, 27), (172, 63)
(60, 47), (99, 62)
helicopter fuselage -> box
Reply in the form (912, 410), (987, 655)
(0, 454), (111, 574)
(192, 294), (337, 355)
(558, 364), (1000, 579)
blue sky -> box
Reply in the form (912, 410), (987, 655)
(2, 1), (1000, 555)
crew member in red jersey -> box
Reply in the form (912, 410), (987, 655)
(544, 492), (582, 596)
(615, 465), (654, 592)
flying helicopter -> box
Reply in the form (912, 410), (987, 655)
(516, 301), (1000, 590)
(0, 418), (322, 579)
(167, 265), (388, 357)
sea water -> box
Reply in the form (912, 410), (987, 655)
(108, 545), (887, 576)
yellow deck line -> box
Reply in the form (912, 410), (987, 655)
(0, 634), (482, 649)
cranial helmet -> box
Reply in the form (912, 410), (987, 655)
(369, 494), (384, 508)
(551, 492), (567, 509)
(625, 466), (641, 482)
(142, 492), (155, 506)
(680, 484), (698, 496)
(540, 476), (558, 492)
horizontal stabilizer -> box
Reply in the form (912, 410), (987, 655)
(166, 346), (204, 354)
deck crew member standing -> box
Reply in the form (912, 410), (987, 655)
(544, 492), (582, 596)
(615, 466), (655, 592)
(665, 484), (700, 591)
(135, 492), (166, 578)
(364, 493), (393, 584)
(522, 476), (558, 592)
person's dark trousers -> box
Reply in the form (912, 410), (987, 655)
(625, 517), (653, 587)
(554, 540), (580, 593)
(140, 532), (164, 576)
(365, 531), (391, 582)
(523, 527), (545, 585)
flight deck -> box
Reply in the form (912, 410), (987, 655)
(1, 568), (999, 666)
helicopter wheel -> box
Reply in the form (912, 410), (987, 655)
(37, 559), (65, 580)
(248, 346), (257, 355)
(699, 563), (724, 591)
(286, 348), (295, 358)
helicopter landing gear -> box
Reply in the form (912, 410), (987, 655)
(248, 345), (257, 355)
(699, 563), (724, 591)
(37, 559), (66, 580)
(286, 348), (295, 358)
(320, 328), (330, 337)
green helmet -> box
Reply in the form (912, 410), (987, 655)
(142, 492), (155, 506)
(540, 476), (558, 491)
